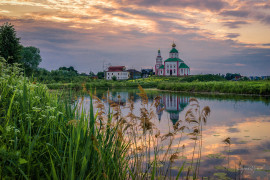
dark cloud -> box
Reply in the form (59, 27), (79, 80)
(262, 43), (270, 46)
(223, 20), (249, 28)
(201, 47), (270, 75)
(226, 33), (240, 38)
(255, 14), (270, 25)
(220, 10), (250, 17)
(262, 15), (270, 25)
(19, 26), (80, 45)
(120, 0), (228, 11)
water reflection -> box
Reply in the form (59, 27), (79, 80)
(157, 95), (189, 125)
(77, 89), (270, 179)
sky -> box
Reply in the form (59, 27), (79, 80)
(0, 0), (270, 76)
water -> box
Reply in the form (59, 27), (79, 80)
(77, 89), (270, 179)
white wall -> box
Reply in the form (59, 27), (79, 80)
(164, 62), (178, 76)
(179, 68), (190, 75)
(106, 71), (129, 80)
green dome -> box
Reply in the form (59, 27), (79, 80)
(170, 48), (178, 53)
(164, 58), (184, 62)
(159, 65), (164, 69)
(179, 63), (189, 68)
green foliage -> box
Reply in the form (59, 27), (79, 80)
(112, 75), (117, 81)
(89, 71), (95, 77)
(0, 59), (129, 179)
(180, 74), (226, 82)
(157, 81), (270, 95)
(97, 71), (104, 79)
(225, 73), (241, 80)
(59, 66), (78, 74)
(0, 22), (22, 64)
(20, 46), (42, 75)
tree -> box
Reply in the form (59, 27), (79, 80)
(112, 75), (117, 81)
(97, 71), (104, 79)
(225, 73), (241, 80)
(0, 22), (22, 64)
(20, 46), (42, 75)
(59, 66), (78, 74)
(89, 71), (95, 77)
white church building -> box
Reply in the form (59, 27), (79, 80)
(155, 42), (190, 76)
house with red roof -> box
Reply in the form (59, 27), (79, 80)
(106, 66), (130, 80)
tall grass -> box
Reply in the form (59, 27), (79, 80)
(0, 58), (129, 179)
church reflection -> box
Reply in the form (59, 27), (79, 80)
(105, 91), (189, 125)
(157, 94), (189, 125)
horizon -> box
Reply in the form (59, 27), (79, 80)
(0, 0), (270, 76)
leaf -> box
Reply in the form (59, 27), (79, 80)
(19, 158), (28, 164)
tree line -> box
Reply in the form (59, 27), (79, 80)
(0, 22), (104, 83)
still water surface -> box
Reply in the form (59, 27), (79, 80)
(78, 89), (270, 179)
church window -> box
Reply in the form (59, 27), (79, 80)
(167, 70), (169, 73)
(174, 70), (176, 73)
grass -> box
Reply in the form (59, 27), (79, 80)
(45, 75), (270, 96)
(157, 80), (270, 95)
(0, 58), (129, 179)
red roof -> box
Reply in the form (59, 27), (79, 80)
(107, 66), (125, 72)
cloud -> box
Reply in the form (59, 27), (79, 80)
(1, 0), (270, 75)
(223, 20), (249, 28)
(234, 63), (246, 67)
(199, 47), (270, 75)
(226, 33), (240, 38)
(220, 10), (250, 17)
(119, 0), (228, 11)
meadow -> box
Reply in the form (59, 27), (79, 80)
(157, 80), (270, 95)
(45, 75), (270, 96)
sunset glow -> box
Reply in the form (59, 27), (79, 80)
(1, 0), (269, 75)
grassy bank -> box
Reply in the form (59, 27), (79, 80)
(46, 76), (270, 95)
(0, 59), (129, 179)
(157, 81), (270, 95)
(46, 81), (158, 90)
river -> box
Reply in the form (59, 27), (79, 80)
(76, 88), (270, 179)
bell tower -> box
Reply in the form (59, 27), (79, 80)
(155, 49), (163, 75)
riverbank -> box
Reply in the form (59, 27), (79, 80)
(46, 79), (270, 96)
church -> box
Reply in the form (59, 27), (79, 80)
(155, 42), (190, 76)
